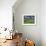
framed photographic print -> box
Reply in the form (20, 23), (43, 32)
(22, 14), (36, 25)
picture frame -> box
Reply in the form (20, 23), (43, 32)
(22, 14), (36, 25)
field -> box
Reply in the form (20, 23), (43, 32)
(24, 19), (34, 24)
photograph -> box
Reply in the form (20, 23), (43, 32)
(22, 15), (36, 25)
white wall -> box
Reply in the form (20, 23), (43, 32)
(0, 0), (16, 30)
(13, 0), (41, 46)
(40, 0), (46, 46)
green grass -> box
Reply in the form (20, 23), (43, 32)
(24, 19), (34, 24)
